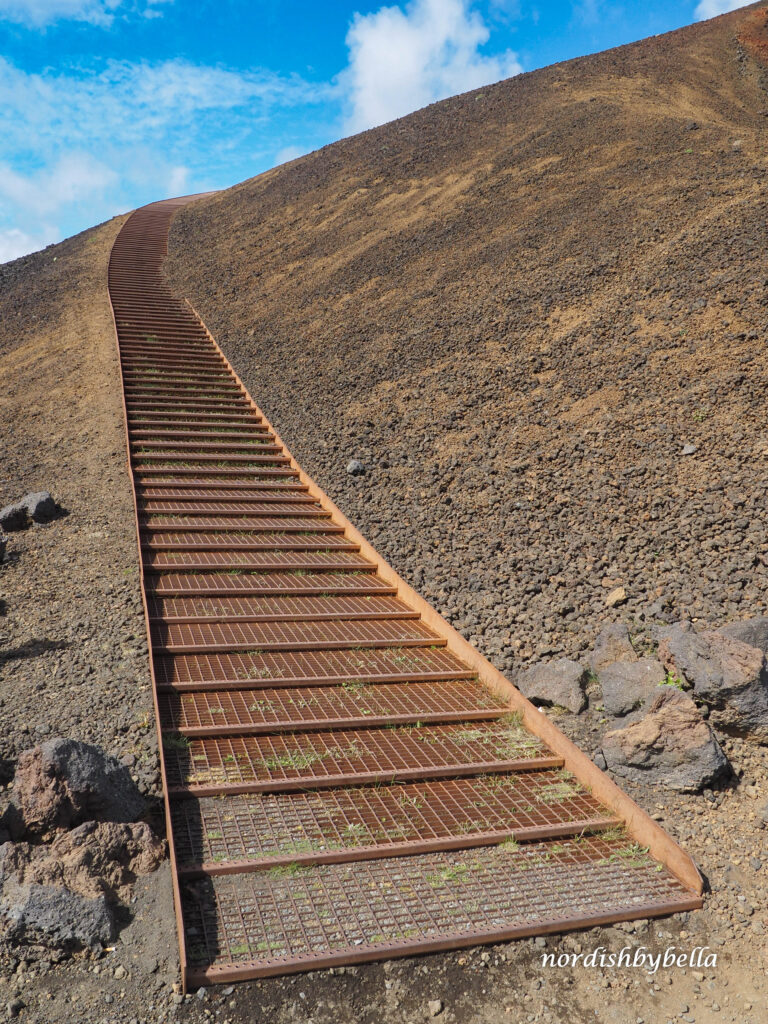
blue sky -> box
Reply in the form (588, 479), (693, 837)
(0, 0), (750, 262)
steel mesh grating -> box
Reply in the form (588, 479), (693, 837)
(146, 571), (397, 598)
(158, 679), (503, 733)
(181, 836), (700, 979)
(154, 646), (472, 689)
(148, 594), (416, 623)
(163, 720), (558, 793)
(141, 515), (337, 531)
(139, 500), (323, 515)
(142, 531), (355, 551)
(151, 617), (441, 652)
(170, 774), (618, 871)
(109, 200), (702, 990)
(144, 549), (373, 571)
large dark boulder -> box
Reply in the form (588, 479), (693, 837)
(657, 623), (768, 743)
(599, 658), (667, 717)
(0, 878), (114, 950)
(601, 688), (730, 792)
(5, 739), (145, 840)
(717, 617), (768, 656)
(516, 658), (587, 714)
(589, 623), (637, 674)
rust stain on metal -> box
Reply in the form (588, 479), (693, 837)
(108, 198), (703, 991)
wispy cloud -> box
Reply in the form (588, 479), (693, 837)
(0, 0), (168, 29)
(0, 153), (117, 216)
(694, 0), (750, 19)
(341, 0), (522, 134)
(0, 225), (58, 262)
(0, 55), (329, 261)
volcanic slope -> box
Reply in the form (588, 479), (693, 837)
(0, 216), (159, 787)
(167, 5), (768, 673)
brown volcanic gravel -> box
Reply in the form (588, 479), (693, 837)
(167, 6), (768, 676)
(0, 217), (159, 795)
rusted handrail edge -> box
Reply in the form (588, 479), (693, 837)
(182, 293), (704, 900)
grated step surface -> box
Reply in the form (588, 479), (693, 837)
(171, 775), (620, 873)
(108, 198), (702, 990)
(181, 837), (701, 983)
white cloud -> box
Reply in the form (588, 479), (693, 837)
(273, 144), (306, 166)
(0, 55), (327, 261)
(167, 165), (190, 196)
(0, 0), (169, 28)
(694, 0), (749, 19)
(341, 0), (522, 134)
(0, 226), (57, 262)
(0, 57), (321, 155)
(0, 153), (117, 216)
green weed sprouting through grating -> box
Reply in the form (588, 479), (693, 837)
(450, 726), (485, 745)
(598, 842), (655, 869)
(341, 678), (367, 695)
(480, 773), (517, 790)
(426, 863), (468, 888)
(265, 862), (309, 879)
(261, 749), (326, 772)
(498, 837), (519, 852)
(536, 781), (581, 804)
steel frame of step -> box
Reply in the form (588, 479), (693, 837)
(108, 197), (703, 990)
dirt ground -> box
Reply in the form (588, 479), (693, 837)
(2, 4), (768, 1023)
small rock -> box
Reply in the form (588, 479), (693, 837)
(589, 623), (637, 673)
(681, 444), (698, 456)
(605, 587), (627, 608)
(601, 688), (730, 792)
(114, 965), (127, 980)
(346, 459), (365, 476)
(196, 987), (207, 1000)
(428, 999), (444, 1016)
(516, 658), (587, 713)
(0, 491), (59, 531)
(599, 659), (667, 716)
(7, 999), (24, 1019)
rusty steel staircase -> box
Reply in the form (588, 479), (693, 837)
(108, 197), (703, 988)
